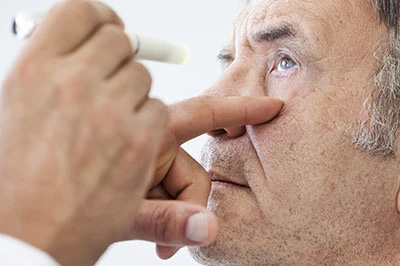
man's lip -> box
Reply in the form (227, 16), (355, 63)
(208, 171), (250, 189)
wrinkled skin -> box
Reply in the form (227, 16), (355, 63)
(190, 0), (400, 265)
(0, 1), (285, 265)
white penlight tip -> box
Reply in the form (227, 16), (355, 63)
(128, 33), (190, 65)
(13, 12), (38, 39)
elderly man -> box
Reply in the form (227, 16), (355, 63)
(189, 0), (400, 265)
(1, 0), (400, 266)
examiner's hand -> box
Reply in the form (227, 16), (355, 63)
(129, 96), (283, 259)
(0, 1), (166, 266)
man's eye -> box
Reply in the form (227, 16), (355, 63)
(276, 57), (297, 72)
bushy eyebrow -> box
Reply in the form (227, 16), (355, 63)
(253, 23), (297, 43)
(217, 23), (300, 66)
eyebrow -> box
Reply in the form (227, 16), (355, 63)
(217, 23), (299, 63)
(253, 23), (297, 43)
(217, 48), (233, 62)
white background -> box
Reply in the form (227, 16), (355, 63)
(0, 0), (242, 265)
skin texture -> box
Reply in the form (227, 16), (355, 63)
(132, 95), (283, 259)
(190, 0), (400, 265)
(0, 1), (284, 265)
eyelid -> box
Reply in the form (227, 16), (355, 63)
(274, 50), (299, 68)
(217, 49), (234, 68)
(276, 49), (300, 66)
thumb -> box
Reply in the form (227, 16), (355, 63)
(129, 199), (218, 246)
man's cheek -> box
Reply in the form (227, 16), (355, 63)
(246, 99), (324, 195)
(266, 76), (315, 101)
(246, 98), (306, 155)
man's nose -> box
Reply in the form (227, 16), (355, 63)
(204, 61), (266, 138)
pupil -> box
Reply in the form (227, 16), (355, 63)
(282, 58), (291, 68)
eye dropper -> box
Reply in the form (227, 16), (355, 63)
(12, 12), (190, 65)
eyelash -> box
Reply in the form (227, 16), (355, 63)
(217, 51), (299, 76)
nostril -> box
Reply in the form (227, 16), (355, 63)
(207, 129), (226, 137)
(207, 127), (246, 138)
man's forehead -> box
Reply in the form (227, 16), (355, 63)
(234, 0), (302, 32)
(230, 0), (304, 41)
(223, 0), (379, 61)
(241, 0), (376, 23)
(231, 0), (364, 41)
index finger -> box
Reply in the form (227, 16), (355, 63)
(32, 0), (124, 54)
(168, 96), (283, 144)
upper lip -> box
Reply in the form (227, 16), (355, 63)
(209, 171), (250, 188)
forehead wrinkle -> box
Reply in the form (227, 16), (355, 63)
(230, 0), (359, 64)
(246, 1), (335, 48)
(244, 3), (303, 44)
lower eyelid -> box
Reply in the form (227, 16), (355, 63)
(270, 64), (298, 78)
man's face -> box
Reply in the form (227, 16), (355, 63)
(190, 0), (400, 265)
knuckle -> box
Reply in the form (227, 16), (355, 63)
(99, 23), (122, 38)
(52, 1), (122, 29)
(98, 24), (132, 53)
(69, 0), (96, 17)
(152, 205), (178, 243)
(150, 99), (168, 114)
(153, 99), (168, 126)
(198, 95), (214, 113)
(147, 99), (168, 127)
(195, 96), (218, 128)
(55, 0), (98, 27)
(131, 62), (152, 88)
(90, 1), (122, 26)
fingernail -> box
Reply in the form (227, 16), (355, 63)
(270, 97), (283, 102)
(186, 212), (209, 243)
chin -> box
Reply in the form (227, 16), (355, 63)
(188, 184), (272, 266)
(189, 242), (270, 266)
(189, 244), (234, 266)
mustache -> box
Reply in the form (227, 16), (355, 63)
(200, 136), (255, 176)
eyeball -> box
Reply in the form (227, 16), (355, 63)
(276, 57), (297, 72)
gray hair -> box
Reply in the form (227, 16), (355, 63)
(370, 0), (399, 29)
(352, 0), (400, 156)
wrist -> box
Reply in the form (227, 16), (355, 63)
(0, 210), (55, 253)
(0, 234), (61, 266)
